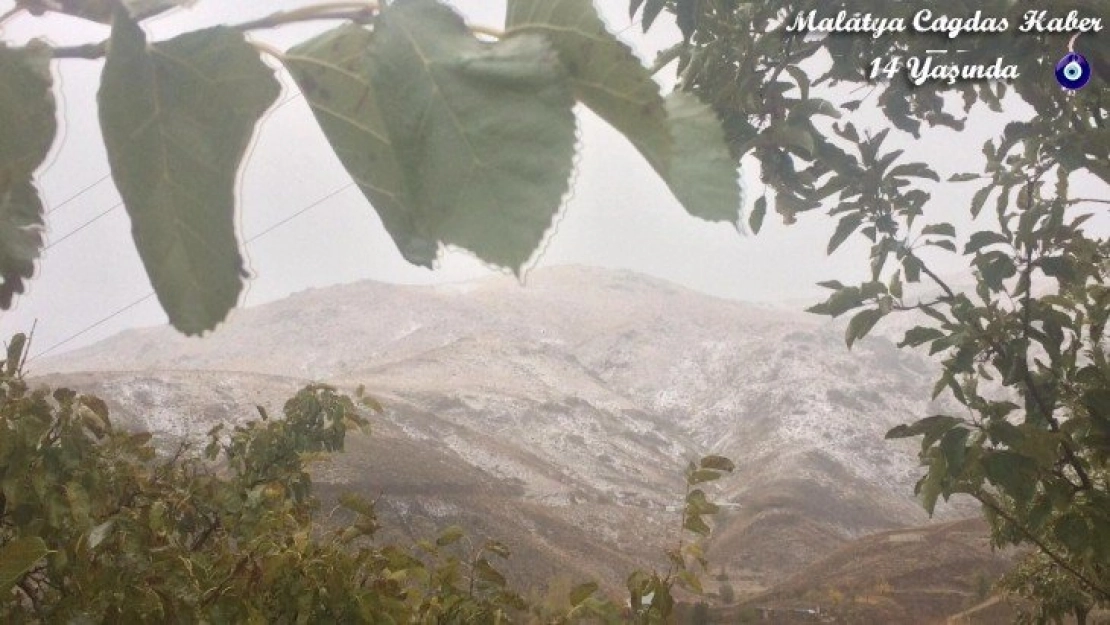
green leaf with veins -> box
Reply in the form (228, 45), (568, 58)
(508, 0), (740, 225)
(98, 11), (279, 335)
(368, 0), (577, 271)
(506, 0), (670, 175)
(284, 24), (436, 267)
(662, 91), (743, 224)
(0, 536), (49, 593)
(0, 44), (55, 310)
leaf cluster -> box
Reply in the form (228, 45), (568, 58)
(636, 0), (1110, 608)
(1, 0), (745, 336)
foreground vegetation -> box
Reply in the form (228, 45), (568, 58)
(0, 335), (735, 622)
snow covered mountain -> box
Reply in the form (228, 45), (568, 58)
(33, 265), (975, 590)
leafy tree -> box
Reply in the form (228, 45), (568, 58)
(0, 331), (549, 622)
(999, 551), (1096, 625)
(0, 333), (734, 621)
(0, 0), (743, 335)
(630, 0), (1110, 610)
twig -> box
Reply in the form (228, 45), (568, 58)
(892, 297), (948, 312)
(48, 41), (107, 60)
(650, 43), (684, 76)
(918, 261), (956, 300)
(0, 5), (23, 28)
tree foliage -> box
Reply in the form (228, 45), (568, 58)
(0, 333), (733, 622)
(999, 551), (1097, 625)
(631, 0), (1110, 609)
(1, 0), (743, 334)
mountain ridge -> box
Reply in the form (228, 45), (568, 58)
(30, 265), (979, 593)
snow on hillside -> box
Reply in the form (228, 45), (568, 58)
(33, 265), (974, 583)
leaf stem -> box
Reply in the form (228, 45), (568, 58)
(468, 24), (503, 39)
(250, 40), (286, 62)
(230, 2), (378, 32)
(918, 259), (956, 300)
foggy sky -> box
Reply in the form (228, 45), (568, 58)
(0, 0), (1106, 359)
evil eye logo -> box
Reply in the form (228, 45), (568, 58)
(1055, 52), (1091, 90)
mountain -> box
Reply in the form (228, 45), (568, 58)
(32, 265), (980, 594)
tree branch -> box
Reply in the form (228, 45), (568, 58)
(190, 516), (220, 552)
(230, 3), (378, 32)
(1013, 175), (1093, 492)
(919, 261), (956, 300)
(650, 43), (685, 77)
(0, 5), (23, 27)
(1065, 197), (1110, 206)
(977, 493), (1110, 602)
(47, 42), (107, 60)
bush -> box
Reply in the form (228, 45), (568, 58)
(0, 334), (733, 623)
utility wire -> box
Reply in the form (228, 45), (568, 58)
(40, 91), (303, 251)
(27, 294), (156, 362)
(27, 88), (321, 362)
(44, 201), (123, 251)
(27, 181), (357, 363)
(45, 174), (112, 216)
(245, 181), (353, 244)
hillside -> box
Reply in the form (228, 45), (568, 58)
(32, 265), (982, 593)
(725, 518), (1017, 624)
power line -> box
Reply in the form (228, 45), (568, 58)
(28, 293), (156, 362)
(27, 181), (357, 363)
(39, 93), (305, 253)
(44, 201), (123, 251)
(45, 174), (112, 215)
(245, 182), (353, 243)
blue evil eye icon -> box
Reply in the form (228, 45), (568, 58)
(1055, 53), (1091, 90)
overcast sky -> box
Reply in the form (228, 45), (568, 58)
(0, 0), (1106, 360)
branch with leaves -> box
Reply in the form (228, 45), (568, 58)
(0, 0), (745, 335)
(631, 0), (1110, 612)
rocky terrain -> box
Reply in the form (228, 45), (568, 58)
(32, 265), (986, 603)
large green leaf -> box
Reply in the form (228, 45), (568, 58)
(0, 44), (55, 309)
(508, 0), (740, 224)
(661, 91), (743, 224)
(0, 536), (49, 593)
(284, 25), (436, 267)
(98, 12), (279, 334)
(505, 0), (670, 175)
(368, 0), (577, 271)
